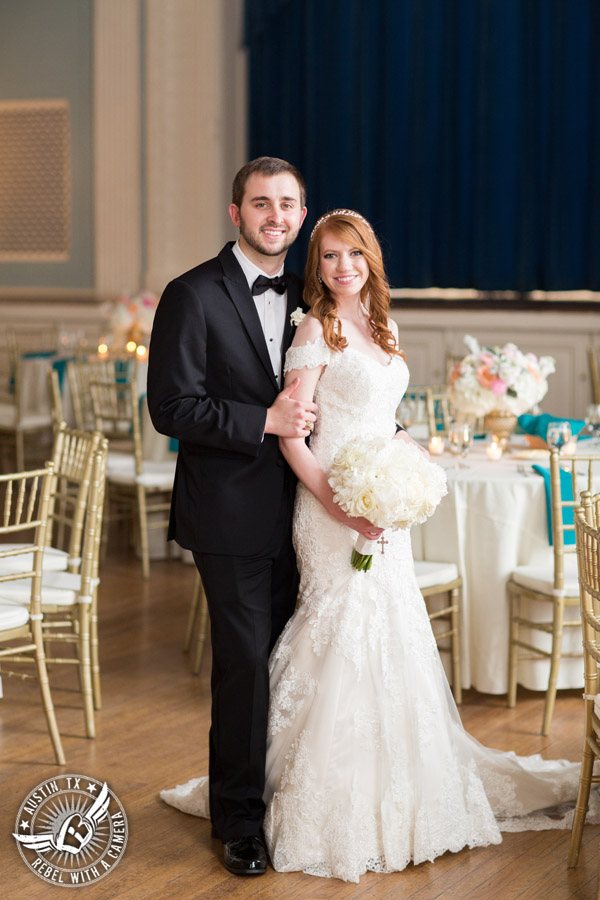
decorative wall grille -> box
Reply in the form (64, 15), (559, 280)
(0, 99), (71, 261)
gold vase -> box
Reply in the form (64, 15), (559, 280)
(483, 410), (518, 445)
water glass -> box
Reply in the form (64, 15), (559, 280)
(448, 422), (472, 465)
(546, 421), (572, 454)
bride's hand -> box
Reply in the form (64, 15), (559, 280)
(329, 504), (383, 540)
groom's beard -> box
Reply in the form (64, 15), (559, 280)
(238, 216), (300, 258)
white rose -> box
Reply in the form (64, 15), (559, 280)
(290, 307), (306, 326)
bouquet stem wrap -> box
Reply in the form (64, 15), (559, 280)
(351, 534), (378, 571)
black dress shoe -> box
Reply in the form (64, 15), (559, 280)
(223, 835), (267, 876)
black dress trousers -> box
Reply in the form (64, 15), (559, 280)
(193, 488), (299, 841)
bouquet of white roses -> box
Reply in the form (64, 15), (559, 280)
(449, 334), (555, 417)
(328, 436), (448, 571)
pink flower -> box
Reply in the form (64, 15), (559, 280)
(491, 379), (507, 395)
(476, 364), (496, 389)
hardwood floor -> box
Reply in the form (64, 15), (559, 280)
(0, 541), (599, 900)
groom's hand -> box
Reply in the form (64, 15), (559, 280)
(265, 378), (317, 438)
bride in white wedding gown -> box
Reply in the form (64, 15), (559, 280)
(162, 210), (599, 883)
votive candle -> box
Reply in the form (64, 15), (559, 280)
(486, 440), (503, 461)
(428, 435), (445, 456)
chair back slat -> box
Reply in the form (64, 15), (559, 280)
(575, 493), (600, 693)
(68, 359), (134, 431)
(0, 465), (54, 589)
(44, 423), (103, 563)
(47, 368), (63, 429)
(90, 379), (143, 475)
(549, 448), (600, 590)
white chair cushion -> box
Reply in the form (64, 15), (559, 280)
(109, 459), (175, 489)
(107, 451), (136, 476)
(0, 599), (29, 629)
(0, 545), (69, 575)
(414, 560), (459, 589)
(0, 571), (99, 607)
(19, 412), (53, 429)
(510, 553), (579, 596)
(0, 402), (16, 426)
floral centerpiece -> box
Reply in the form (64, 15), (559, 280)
(449, 335), (555, 419)
(104, 291), (158, 351)
(328, 437), (447, 571)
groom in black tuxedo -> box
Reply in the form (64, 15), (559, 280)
(147, 157), (314, 875)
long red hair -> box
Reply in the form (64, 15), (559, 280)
(304, 211), (402, 358)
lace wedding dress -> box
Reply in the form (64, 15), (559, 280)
(161, 337), (599, 883)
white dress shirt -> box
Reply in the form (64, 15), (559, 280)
(232, 241), (287, 386)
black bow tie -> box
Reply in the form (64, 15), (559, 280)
(251, 274), (288, 296)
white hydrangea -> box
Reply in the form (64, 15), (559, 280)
(449, 335), (555, 416)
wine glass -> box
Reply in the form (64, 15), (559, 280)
(448, 422), (472, 467)
(577, 405), (600, 452)
(546, 421), (572, 454)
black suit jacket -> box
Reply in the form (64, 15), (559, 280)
(147, 242), (304, 556)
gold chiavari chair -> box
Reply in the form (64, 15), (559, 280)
(0, 463), (65, 764)
(67, 358), (117, 431)
(90, 378), (175, 579)
(6, 324), (59, 357)
(0, 423), (102, 578)
(0, 443), (108, 738)
(0, 424), (104, 719)
(425, 385), (453, 437)
(0, 329), (57, 471)
(507, 448), (600, 734)
(415, 561), (463, 703)
(568, 490), (600, 884)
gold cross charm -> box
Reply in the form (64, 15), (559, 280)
(377, 535), (389, 555)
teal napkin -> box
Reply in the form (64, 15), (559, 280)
(518, 413), (586, 441)
(532, 464), (575, 546)
(52, 356), (74, 389)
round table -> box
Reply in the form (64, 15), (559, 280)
(411, 440), (584, 694)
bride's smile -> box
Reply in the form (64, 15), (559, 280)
(319, 235), (370, 303)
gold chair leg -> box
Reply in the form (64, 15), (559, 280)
(32, 619), (66, 765)
(193, 580), (209, 675)
(184, 572), (201, 652)
(507, 587), (518, 708)
(451, 586), (462, 704)
(91, 599), (101, 710)
(100, 493), (110, 561)
(137, 484), (150, 579)
(568, 741), (595, 867)
(78, 604), (95, 739)
(542, 597), (565, 736)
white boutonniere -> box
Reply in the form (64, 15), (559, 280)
(290, 307), (306, 327)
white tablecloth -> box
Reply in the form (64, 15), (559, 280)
(411, 441), (584, 695)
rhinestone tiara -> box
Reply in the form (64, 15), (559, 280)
(310, 209), (374, 240)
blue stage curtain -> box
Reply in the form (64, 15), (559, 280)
(244, 0), (600, 291)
